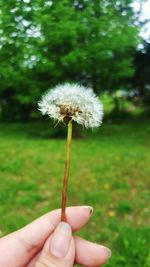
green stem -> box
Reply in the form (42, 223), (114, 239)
(61, 120), (72, 222)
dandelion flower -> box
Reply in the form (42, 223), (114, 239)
(38, 83), (103, 222)
(38, 83), (103, 128)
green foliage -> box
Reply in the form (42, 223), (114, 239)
(0, 119), (150, 267)
(106, 227), (150, 267)
(0, 0), (139, 121)
(116, 201), (133, 214)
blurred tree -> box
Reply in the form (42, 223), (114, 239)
(131, 41), (150, 106)
(0, 0), (139, 121)
(0, 0), (39, 120)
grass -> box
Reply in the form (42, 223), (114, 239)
(0, 119), (150, 266)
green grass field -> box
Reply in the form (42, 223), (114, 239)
(0, 119), (150, 266)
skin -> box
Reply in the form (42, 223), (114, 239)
(0, 206), (111, 267)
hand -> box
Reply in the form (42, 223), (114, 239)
(0, 206), (111, 267)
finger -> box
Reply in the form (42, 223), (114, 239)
(18, 205), (92, 251)
(28, 235), (111, 267)
(0, 206), (92, 267)
(36, 222), (75, 267)
(27, 252), (40, 267)
(35, 240), (75, 267)
(74, 236), (111, 267)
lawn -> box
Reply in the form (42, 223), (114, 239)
(0, 119), (150, 266)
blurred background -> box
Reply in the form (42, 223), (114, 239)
(0, 0), (150, 266)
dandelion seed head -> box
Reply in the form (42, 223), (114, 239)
(38, 83), (103, 128)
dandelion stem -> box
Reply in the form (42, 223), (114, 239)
(61, 120), (72, 222)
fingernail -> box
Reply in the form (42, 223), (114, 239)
(50, 222), (72, 258)
(100, 245), (112, 258)
(83, 206), (93, 214)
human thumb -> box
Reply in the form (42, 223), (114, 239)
(35, 222), (75, 267)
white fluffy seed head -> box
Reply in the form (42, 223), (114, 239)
(38, 83), (103, 128)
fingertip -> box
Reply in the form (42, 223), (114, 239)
(81, 206), (93, 215)
(50, 222), (72, 258)
(65, 206), (93, 231)
(74, 236), (111, 266)
(99, 245), (112, 259)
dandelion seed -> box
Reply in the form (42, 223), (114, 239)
(38, 83), (103, 128)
